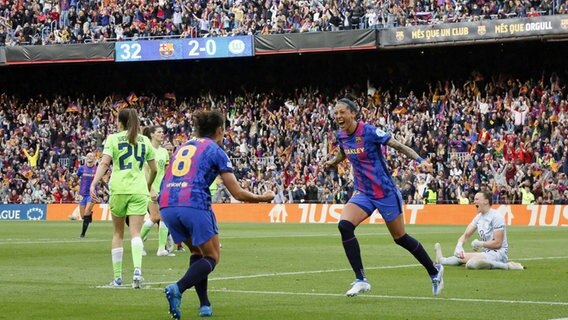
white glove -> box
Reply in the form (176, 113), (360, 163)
(453, 242), (465, 259)
(471, 239), (484, 251)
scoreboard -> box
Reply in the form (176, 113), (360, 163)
(115, 36), (254, 62)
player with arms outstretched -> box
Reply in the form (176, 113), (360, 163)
(161, 110), (274, 319)
(325, 98), (444, 297)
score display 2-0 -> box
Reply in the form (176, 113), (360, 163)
(115, 35), (254, 62)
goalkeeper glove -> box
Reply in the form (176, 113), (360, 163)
(471, 239), (484, 251)
(453, 242), (465, 259)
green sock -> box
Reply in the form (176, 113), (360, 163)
(158, 222), (169, 250)
(111, 248), (123, 279)
(131, 237), (143, 269)
(140, 220), (155, 241)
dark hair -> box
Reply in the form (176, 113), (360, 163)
(480, 190), (493, 206)
(118, 108), (140, 145)
(337, 98), (360, 115)
(143, 125), (160, 140)
(193, 110), (225, 138)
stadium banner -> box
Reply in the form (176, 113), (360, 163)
(0, 46), (6, 65)
(4, 43), (115, 65)
(114, 36), (254, 62)
(0, 204), (47, 221)
(43, 203), (568, 226)
(380, 15), (568, 47)
(254, 29), (377, 54)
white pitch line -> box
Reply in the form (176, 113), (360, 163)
(139, 255), (568, 286)
(211, 289), (568, 306)
(92, 286), (568, 307)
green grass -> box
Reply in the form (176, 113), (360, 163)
(0, 222), (567, 319)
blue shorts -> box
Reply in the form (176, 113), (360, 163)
(348, 190), (403, 223)
(79, 195), (92, 206)
(161, 207), (218, 246)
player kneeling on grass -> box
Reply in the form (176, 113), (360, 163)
(435, 191), (525, 271)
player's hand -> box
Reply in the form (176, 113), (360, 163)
(324, 160), (337, 170)
(471, 239), (484, 251)
(453, 242), (465, 259)
(89, 185), (100, 203)
(150, 189), (158, 202)
(261, 191), (275, 202)
(417, 160), (433, 173)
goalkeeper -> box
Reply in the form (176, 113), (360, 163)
(434, 191), (525, 270)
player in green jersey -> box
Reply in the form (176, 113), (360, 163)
(140, 125), (175, 257)
(90, 108), (158, 288)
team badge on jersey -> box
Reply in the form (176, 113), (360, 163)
(375, 128), (387, 137)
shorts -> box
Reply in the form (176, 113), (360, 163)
(348, 190), (403, 223)
(79, 195), (92, 206)
(161, 207), (218, 246)
(109, 194), (149, 218)
(482, 249), (508, 263)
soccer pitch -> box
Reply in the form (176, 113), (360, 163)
(0, 222), (567, 320)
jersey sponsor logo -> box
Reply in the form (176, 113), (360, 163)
(166, 181), (189, 188)
(344, 147), (365, 155)
(375, 128), (387, 137)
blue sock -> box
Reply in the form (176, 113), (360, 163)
(394, 233), (438, 276)
(338, 220), (366, 280)
(190, 254), (210, 307)
(177, 256), (216, 294)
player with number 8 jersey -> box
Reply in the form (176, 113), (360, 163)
(159, 110), (274, 319)
(158, 139), (226, 210)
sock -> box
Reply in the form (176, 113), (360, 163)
(338, 220), (366, 280)
(80, 214), (92, 237)
(140, 220), (155, 241)
(440, 256), (461, 266)
(190, 254), (210, 307)
(158, 222), (169, 250)
(394, 233), (438, 276)
(131, 237), (143, 270)
(466, 259), (509, 270)
(177, 256), (216, 294)
(111, 247), (124, 279)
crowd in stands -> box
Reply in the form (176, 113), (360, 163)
(1, 69), (567, 205)
(0, 0), (566, 46)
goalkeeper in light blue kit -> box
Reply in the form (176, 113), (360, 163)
(435, 190), (525, 270)
(160, 110), (274, 319)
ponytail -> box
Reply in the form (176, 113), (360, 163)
(118, 108), (140, 145)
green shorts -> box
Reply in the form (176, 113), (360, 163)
(109, 194), (149, 218)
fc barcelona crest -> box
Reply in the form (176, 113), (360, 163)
(395, 31), (405, 41)
(477, 25), (486, 36)
(561, 19), (568, 30)
(159, 43), (175, 57)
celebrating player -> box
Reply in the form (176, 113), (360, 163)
(161, 110), (274, 319)
(90, 108), (157, 288)
(434, 191), (525, 270)
(325, 98), (444, 297)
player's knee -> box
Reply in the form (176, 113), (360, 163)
(465, 259), (490, 270)
(338, 220), (355, 240)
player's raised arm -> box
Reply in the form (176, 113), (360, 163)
(220, 171), (274, 203)
(386, 137), (433, 172)
(324, 147), (346, 170)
